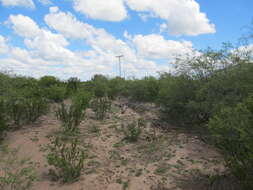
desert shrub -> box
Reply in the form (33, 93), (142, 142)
(56, 103), (84, 134)
(12, 76), (38, 89)
(38, 76), (61, 88)
(0, 146), (37, 190)
(47, 137), (87, 183)
(91, 74), (108, 84)
(158, 74), (197, 125)
(93, 80), (108, 98)
(38, 76), (66, 102)
(24, 97), (49, 123)
(90, 79), (111, 120)
(43, 86), (66, 103)
(0, 99), (9, 140)
(90, 97), (111, 120)
(122, 121), (142, 142)
(127, 77), (159, 102)
(8, 97), (27, 127)
(188, 60), (253, 125)
(66, 77), (80, 96)
(71, 90), (92, 110)
(158, 47), (253, 127)
(0, 72), (12, 97)
(6, 78), (48, 127)
(209, 96), (253, 189)
(107, 77), (126, 99)
(8, 97), (48, 128)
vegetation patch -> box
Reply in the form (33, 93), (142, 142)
(47, 137), (87, 183)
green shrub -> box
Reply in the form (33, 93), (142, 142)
(127, 77), (159, 102)
(8, 97), (27, 128)
(90, 78), (112, 120)
(8, 97), (48, 128)
(158, 48), (253, 127)
(47, 137), (87, 183)
(38, 76), (66, 102)
(122, 121), (142, 142)
(38, 76), (61, 88)
(107, 77), (125, 99)
(209, 96), (253, 189)
(66, 77), (80, 96)
(42, 86), (66, 103)
(71, 90), (92, 110)
(0, 146), (37, 190)
(0, 99), (9, 140)
(158, 74), (197, 125)
(0, 72), (12, 97)
(56, 103), (84, 134)
(25, 97), (49, 123)
(90, 97), (111, 120)
(93, 81), (108, 98)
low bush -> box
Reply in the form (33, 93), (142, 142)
(8, 97), (48, 128)
(107, 77), (125, 99)
(38, 76), (61, 88)
(66, 77), (80, 96)
(90, 78), (112, 120)
(90, 97), (111, 120)
(158, 74), (197, 125)
(71, 90), (92, 110)
(47, 137), (87, 183)
(0, 146), (37, 190)
(38, 76), (66, 102)
(42, 86), (66, 103)
(209, 96), (253, 189)
(56, 103), (84, 135)
(8, 97), (27, 128)
(127, 77), (159, 102)
(122, 121), (142, 142)
(25, 97), (49, 123)
(0, 99), (9, 140)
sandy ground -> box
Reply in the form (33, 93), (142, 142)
(1, 100), (224, 190)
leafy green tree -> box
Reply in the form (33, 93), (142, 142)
(158, 74), (197, 125)
(39, 76), (60, 88)
(107, 77), (125, 99)
(127, 77), (159, 102)
(66, 77), (80, 95)
(209, 96), (253, 189)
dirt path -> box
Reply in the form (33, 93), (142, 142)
(1, 101), (224, 190)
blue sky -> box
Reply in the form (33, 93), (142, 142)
(0, 0), (252, 80)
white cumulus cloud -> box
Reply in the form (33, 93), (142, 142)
(130, 34), (195, 59)
(72, 0), (215, 36)
(0, 35), (9, 55)
(1, 0), (35, 9)
(1, 8), (199, 80)
(44, 8), (199, 77)
(7, 15), (40, 38)
(73, 0), (127, 22)
(125, 0), (215, 36)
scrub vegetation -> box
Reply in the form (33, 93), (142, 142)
(0, 32), (252, 190)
